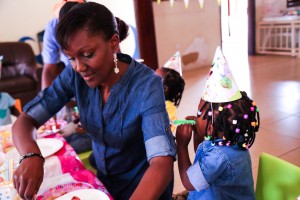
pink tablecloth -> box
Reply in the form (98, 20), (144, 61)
(45, 133), (113, 200)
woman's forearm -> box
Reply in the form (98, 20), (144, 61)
(12, 112), (41, 155)
(130, 156), (174, 200)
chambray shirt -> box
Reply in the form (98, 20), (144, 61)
(24, 53), (176, 199)
(41, 18), (69, 66)
(187, 140), (255, 200)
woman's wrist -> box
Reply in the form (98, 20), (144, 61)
(18, 153), (45, 165)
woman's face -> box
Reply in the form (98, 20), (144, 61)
(64, 29), (119, 88)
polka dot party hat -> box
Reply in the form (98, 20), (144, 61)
(202, 46), (242, 103)
(163, 51), (182, 76)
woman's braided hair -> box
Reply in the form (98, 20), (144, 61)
(199, 91), (260, 150)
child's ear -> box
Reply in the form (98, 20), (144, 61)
(207, 122), (214, 135)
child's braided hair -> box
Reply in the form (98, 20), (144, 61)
(162, 68), (185, 107)
(199, 91), (260, 150)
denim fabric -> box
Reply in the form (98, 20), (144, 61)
(24, 53), (176, 199)
(187, 140), (255, 200)
(41, 18), (69, 66)
(64, 133), (92, 154)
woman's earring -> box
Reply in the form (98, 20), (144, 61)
(114, 53), (119, 74)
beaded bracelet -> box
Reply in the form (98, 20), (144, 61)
(18, 153), (45, 165)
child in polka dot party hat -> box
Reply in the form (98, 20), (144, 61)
(176, 46), (260, 200)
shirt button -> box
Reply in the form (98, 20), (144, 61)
(38, 92), (44, 98)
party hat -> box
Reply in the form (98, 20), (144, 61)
(163, 51), (182, 76)
(201, 46), (242, 103)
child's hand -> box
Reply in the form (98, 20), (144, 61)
(176, 116), (196, 147)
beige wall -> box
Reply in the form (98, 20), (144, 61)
(153, 0), (221, 70)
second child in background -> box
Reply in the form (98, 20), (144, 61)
(0, 92), (20, 126)
(155, 51), (185, 133)
(176, 47), (260, 200)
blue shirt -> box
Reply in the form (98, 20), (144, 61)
(24, 53), (176, 199)
(187, 140), (255, 200)
(41, 18), (69, 66)
(0, 92), (15, 125)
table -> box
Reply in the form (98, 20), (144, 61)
(0, 124), (113, 199)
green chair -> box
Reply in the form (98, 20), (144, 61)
(78, 150), (96, 174)
(256, 153), (300, 200)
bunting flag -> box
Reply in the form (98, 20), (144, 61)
(170, 0), (175, 7)
(199, 0), (205, 8)
(184, 0), (189, 8)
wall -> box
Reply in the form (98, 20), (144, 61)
(153, 0), (221, 70)
(0, 0), (137, 58)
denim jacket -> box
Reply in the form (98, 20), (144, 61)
(24, 53), (176, 199)
(187, 140), (255, 200)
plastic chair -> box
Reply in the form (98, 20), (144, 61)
(78, 150), (96, 174)
(14, 98), (22, 113)
(256, 153), (300, 200)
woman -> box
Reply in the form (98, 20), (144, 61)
(12, 2), (176, 200)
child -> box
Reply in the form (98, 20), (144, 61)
(176, 46), (260, 199)
(155, 51), (185, 133)
(0, 92), (20, 126)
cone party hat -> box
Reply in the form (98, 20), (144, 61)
(201, 46), (242, 103)
(163, 51), (182, 76)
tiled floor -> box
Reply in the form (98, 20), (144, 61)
(173, 54), (300, 194)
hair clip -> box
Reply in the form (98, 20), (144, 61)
(252, 101), (256, 106)
(242, 143), (249, 149)
(256, 107), (259, 112)
(226, 141), (231, 146)
(232, 120), (237, 124)
(218, 141), (223, 146)
(211, 142), (215, 146)
(235, 128), (240, 133)
(244, 133), (248, 137)
(243, 114), (248, 119)
(218, 106), (223, 111)
(250, 107), (255, 112)
(204, 135), (211, 140)
(223, 136), (226, 140)
(251, 122), (256, 127)
(197, 111), (202, 117)
(227, 104), (232, 109)
(208, 111), (212, 116)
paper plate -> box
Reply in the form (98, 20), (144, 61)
(56, 189), (110, 200)
(37, 182), (94, 200)
(37, 119), (67, 138)
(6, 138), (63, 162)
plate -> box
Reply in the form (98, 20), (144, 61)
(56, 189), (110, 200)
(37, 182), (94, 200)
(37, 119), (67, 138)
(6, 138), (64, 162)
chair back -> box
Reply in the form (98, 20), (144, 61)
(256, 153), (300, 200)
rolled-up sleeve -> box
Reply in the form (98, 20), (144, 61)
(187, 162), (210, 191)
(141, 76), (176, 161)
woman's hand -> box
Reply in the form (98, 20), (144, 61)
(13, 157), (44, 200)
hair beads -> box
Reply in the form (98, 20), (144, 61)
(199, 91), (260, 150)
